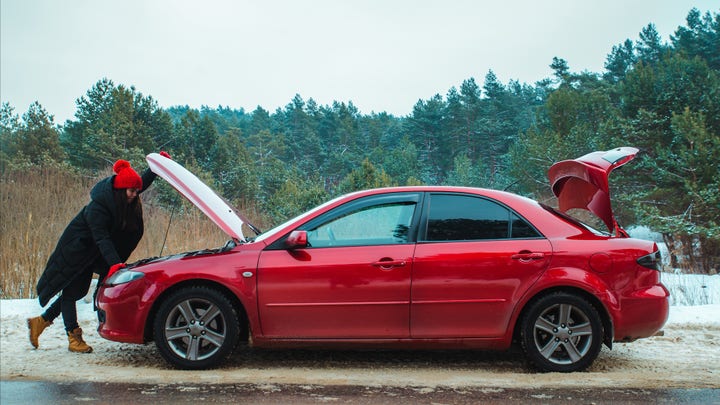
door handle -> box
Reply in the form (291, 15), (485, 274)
(372, 258), (407, 269)
(511, 252), (545, 261)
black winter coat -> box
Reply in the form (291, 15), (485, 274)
(36, 169), (157, 307)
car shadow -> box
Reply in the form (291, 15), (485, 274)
(100, 342), (629, 374)
(223, 345), (531, 373)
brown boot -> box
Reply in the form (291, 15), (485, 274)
(67, 327), (93, 353)
(27, 316), (52, 349)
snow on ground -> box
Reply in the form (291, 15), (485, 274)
(1, 274), (718, 389)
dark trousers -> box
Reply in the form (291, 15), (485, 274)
(42, 268), (94, 332)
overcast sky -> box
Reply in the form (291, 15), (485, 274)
(1, 1), (717, 123)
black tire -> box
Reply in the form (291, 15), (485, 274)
(153, 286), (240, 369)
(520, 292), (603, 372)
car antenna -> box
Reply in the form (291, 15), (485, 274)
(159, 205), (176, 257)
(503, 179), (520, 192)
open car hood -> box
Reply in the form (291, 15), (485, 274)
(548, 147), (638, 237)
(146, 153), (246, 242)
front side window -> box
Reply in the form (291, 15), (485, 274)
(306, 201), (417, 247)
(424, 194), (539, 241)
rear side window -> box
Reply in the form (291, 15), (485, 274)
(424, 194), (540, 241)
(511, 213), (539, 238)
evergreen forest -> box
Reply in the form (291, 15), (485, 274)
(2, 8), (718, 273)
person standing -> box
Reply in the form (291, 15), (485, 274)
(27, 153), (169, 353)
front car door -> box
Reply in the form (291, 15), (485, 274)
(257, 193), (421, 339)
(411, 193), (552, 338)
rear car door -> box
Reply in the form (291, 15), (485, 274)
(411, 193), (552, 338)
(257, 193), (421, 338)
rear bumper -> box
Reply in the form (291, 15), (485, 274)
(613, 284), (670, 341)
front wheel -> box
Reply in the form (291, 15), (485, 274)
(520, 292), (603, 372)
(153, 286), (240, 369)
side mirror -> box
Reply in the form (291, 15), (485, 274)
(285, 230), (308, 249)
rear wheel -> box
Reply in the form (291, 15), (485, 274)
(153, 286), (239, 369)
(520, 292), (603, 372)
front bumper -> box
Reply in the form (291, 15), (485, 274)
(95, 279), (154, 344)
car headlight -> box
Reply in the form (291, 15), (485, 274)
(104, 270), (144, 286)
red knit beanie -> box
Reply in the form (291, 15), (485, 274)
(112, 160), (142, 190)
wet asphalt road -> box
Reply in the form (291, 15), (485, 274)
(2, 381), (719, 404)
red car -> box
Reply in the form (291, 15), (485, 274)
(96, 147), (669, 372)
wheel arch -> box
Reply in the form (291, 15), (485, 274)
(512, 286), (614, 349)
(143, 279), (250, 343)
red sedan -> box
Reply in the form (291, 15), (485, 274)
(96, 147), (669, 372)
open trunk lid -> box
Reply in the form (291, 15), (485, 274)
(548, 147), (638, 237)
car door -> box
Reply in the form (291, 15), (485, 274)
(411, 193), (552, 338)
(257, 193), (421, 339)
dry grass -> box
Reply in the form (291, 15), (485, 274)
(0, 167), (234, 299)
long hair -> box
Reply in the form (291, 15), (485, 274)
(113, 189), (143, 231)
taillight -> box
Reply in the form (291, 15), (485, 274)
(637, 251), (661, 270)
